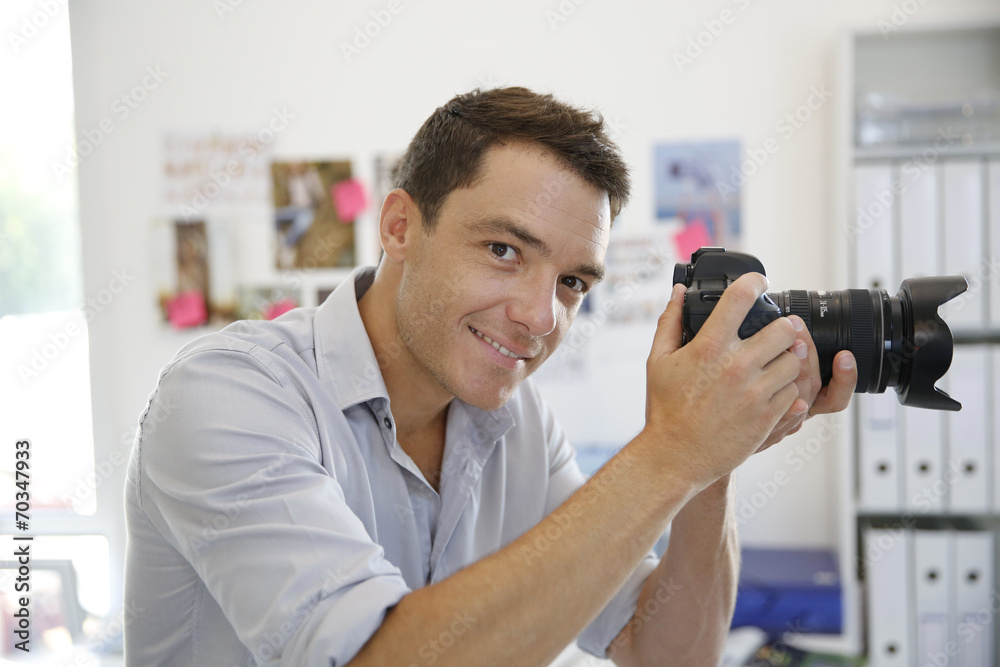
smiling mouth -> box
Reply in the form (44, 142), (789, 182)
(470, 327), (527, 360)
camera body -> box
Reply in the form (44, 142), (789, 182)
(673, 247), (783, 342)
(672, 247), (968, 411)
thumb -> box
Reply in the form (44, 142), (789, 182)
(650, 283), (687, 359)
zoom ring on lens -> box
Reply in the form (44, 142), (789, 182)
(785, 290), (812, 330)
(847, 289), (876, 393)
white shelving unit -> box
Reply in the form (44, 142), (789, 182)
(839, 21), (1000, 666)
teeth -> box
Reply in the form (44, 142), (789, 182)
(472, 328), (522, 359)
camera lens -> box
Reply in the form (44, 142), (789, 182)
(767, 277), (968, 411)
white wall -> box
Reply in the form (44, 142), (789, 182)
(68, 0), (1000, 615)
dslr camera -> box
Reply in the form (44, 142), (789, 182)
(673, 247), (969, 411)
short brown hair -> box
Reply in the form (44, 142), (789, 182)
(394, 87), (630, 229)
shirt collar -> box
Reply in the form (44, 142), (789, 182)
(313, 266), (389, 409)
(313, 266), (515, 441)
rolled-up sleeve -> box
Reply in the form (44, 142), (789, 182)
(532, 383), (660, 659)
(134, 346), (411, 666)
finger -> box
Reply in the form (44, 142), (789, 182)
(649, 283), (687, 359)
(761, 350), (804, 399)
(742, 315), (799, 369)
(768, 382), (801, 424)
(758, 411), (807, 453)
(788, 316), (822, 405)
(698, 272), (769, 342)
(772, 397), (810, 433)
(809, 351), (857, 416)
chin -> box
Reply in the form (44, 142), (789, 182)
(458, 383), (518, 412)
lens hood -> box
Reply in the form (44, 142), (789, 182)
(895, 276), (969, 411)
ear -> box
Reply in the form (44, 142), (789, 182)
(378, 188), (421, 262)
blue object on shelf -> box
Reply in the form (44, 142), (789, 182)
(731, 547), (842, 639)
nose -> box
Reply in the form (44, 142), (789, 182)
(507, 274), (558, 337)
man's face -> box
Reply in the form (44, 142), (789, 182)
(395, 142), (612, 411)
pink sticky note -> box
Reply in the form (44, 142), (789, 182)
(264, 298), (297, 321)
(166, 290), (207, 328)
(673, 218), (713, 261)
(331, 178), (368, 223)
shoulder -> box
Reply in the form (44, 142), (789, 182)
(159, 307), (321, 389)
(140, 310), (329, 449)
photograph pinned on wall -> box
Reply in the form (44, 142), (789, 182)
(271, 160), (359, 271)
(235, 285), (301, 321)
(653, 140), (742, 261)
(151, 218), (236, 329)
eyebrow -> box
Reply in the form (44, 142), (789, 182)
(470, 216), (606, 284)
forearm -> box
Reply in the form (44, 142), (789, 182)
(610, 473), (739, 666)
(347, 431), (699, 667)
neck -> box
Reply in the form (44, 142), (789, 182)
(357, 263), (452, 441)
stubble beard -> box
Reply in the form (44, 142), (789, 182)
(394, 276), (521, 412)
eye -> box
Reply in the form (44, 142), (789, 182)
(560, 276), (588, 293)
(488, 242), (518, 262)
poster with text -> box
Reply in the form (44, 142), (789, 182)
(162, 131), (275, 221)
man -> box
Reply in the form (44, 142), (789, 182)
(124, 87), (857, 666)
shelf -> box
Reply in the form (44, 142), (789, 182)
(845, 22), (1000, 665)
(857, 515), (1000, 534)
(952, 330), (1000, 345)
(853, 140), (1000, 162)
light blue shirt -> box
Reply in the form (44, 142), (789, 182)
(124, 266), (657, 666)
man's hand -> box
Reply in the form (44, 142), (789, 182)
(757, 315), (858, 452)
(642, 273), (803, 492)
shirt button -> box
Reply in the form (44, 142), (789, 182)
(383, 416), (392, 429)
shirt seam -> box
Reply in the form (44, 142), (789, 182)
(190, 581), (202, 665)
